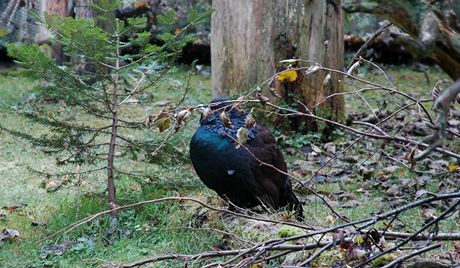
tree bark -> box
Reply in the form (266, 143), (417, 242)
(70, 0), (96, 73)
(73, 0), (96, 19)
(344, 0), (460, 79)
(211, 0), (344, 132)
(46, 0), (69, 64)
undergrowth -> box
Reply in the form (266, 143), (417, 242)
(0, 65), (458, 267)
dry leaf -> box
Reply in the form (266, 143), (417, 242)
(245, 114), (256, 128)
(154, 112), (171, 132)
(448, 164), (459, 172)
(175, 108), (192, 131)
(219, 111), (233, 128)
(277, 69), (298, 82)
(305, 64), (320, 76)
(236, 127), (249, 147)
(279, 58), (300, 65)
(432, 80), (441, 101)
(268, 87), (281, 98)
(256, 92), (269, 105)
(323, 73), (332, 86)
(423, 208), (436, 219)
(4, 205), (21, 212)
(144, 115), (154, 128)
(0, 228), (19, 241)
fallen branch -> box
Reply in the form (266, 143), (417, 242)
(117, 243), (327, 268)
(380, 231), (460, 241)
(358, 199), (460, 267)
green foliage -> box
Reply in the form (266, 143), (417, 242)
(0, 67), (214, 267)
(3, 3), (210, 206)
(274, 129), (321, 149)
(90, 0), (122, 13)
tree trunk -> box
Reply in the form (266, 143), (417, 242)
(211, 0), (344, 132)
(71, 0), (97, 74)
(344, 0), (460, 80)
(73, 0), (96, 18)
(46, 0), (69, 64)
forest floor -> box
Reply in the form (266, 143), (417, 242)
(0, 64), (458, 267)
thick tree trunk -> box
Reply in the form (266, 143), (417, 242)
(344, 0), (460, 79)
(211, 0), (344, 132)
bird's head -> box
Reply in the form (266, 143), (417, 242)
(195, 97), (257, 141)
(195, 97), (240, 125)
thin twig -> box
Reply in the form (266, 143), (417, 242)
(298, 241), (334, 267)
(357, 199), (460, 267)
(347, 22), (393, 70)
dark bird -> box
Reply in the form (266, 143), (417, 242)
(190, 98), (303, 220)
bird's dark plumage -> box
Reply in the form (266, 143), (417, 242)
(190, 98), (303, 220)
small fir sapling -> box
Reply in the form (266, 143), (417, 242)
(3, 0), (210, 208)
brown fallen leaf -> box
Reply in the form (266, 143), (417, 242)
(3, 205), (23, 212)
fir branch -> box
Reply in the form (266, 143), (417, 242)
(28, 166), (106, 178)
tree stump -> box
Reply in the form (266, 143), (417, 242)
(211, 0), (344, 132)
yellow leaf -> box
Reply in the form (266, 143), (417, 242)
(156, 117), (170, 132)
(354, 235), (365, 245)
(0, 27), (7, 38)
(448, 164), (459, 172)
(384, 253), (398, 261)
(277, 69), (298, 82)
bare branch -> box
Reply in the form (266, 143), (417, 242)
(346, 21), (393, 70)
(415, 80), (460, 160)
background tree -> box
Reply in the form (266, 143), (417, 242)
(211, 0), (344, 133)
(344, 0), (460, 79)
